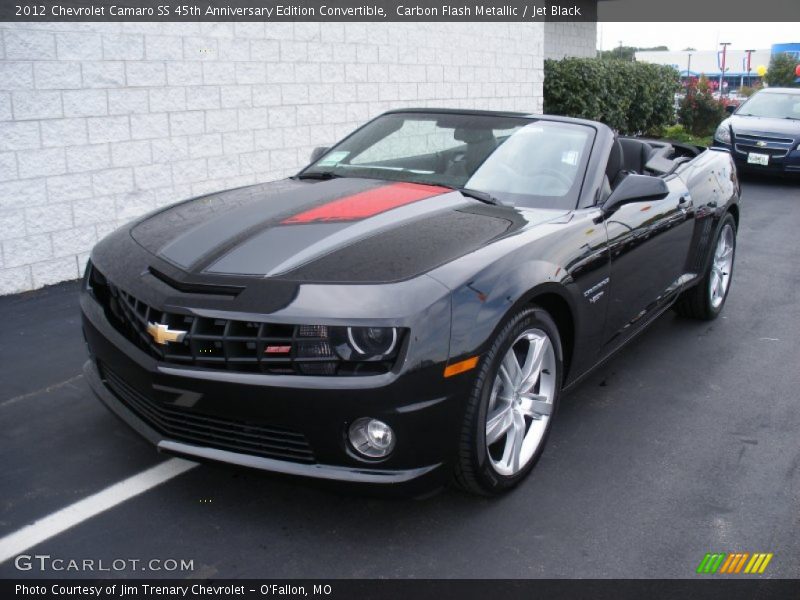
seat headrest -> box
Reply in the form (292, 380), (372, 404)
(454, 128), (495, 144)
(605, 138), (624, 183)
(618, 138), (655, 173)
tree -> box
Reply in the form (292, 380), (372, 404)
(678, 75), (726, 137)
(764, 52), (800, 87)
(598, 45), (669, 62)
(599, 45), (637, 61)
(682, 47), (697, 51)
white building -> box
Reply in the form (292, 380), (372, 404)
(635, 48), (772, 88)
(0, 21), (596, 295)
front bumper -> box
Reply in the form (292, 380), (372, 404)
(81, 290), (470, 488)
(715, 140), (800, 175)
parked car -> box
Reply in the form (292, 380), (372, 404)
(81, 109), (740, 495)
(713, 87), (800, 175)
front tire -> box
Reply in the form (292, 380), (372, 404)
(674, 213), (737, 320)
(453, 306), (562, 496)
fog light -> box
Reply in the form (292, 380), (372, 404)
(348, 417), (395, 458)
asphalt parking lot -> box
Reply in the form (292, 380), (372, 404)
(1, 176), (799, 579)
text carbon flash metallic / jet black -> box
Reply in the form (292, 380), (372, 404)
(81, 109), (740, 495)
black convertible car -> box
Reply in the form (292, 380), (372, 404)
(82, 109), (740, 495)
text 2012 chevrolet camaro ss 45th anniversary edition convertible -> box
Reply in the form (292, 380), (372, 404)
(81, 109), (740, 495)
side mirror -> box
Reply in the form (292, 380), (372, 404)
(725, 104), (736, 114)
(310, 146), (330, 163)
(602, 174), (669, 215)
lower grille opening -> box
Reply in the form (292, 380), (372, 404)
(99, 362), (316, 464)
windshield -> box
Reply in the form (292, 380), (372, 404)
(301, 113), (595, 210)
(737, 92), (800, 120)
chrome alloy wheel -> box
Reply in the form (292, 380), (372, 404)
(485, 328), (556, 476)
(710, 223), (735, 309)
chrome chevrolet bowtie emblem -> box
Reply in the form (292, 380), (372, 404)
(756, 141), (768, 147)
(146, 322), (187, 345)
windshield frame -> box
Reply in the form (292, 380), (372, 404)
(296, 110), (598, 211)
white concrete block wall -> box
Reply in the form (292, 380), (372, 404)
(544, 22), (597, 60)
(0, 21), (555, 294)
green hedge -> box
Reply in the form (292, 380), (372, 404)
(544, 58), (681, 135)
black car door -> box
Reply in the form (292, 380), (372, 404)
(601, 175), (694, 349)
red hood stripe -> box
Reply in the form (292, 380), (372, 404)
(281, 182), (449, 224)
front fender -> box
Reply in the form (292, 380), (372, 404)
(446, 257), (580, 363)
(429, 208), (612, 385)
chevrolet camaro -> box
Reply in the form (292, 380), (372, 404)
(81, 109), (740, 495)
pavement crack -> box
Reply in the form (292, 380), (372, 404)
(0, 374), (84, 408)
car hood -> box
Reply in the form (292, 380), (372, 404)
(130, 177), (564, 283)
(728, 114), (800, 138)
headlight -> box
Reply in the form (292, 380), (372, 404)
(348, 327), (397, 356)
(332, 326), (399, 361)
(714, 123), (732, 145)
(282, 324), (402, 375)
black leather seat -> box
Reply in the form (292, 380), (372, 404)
(618, 138), (655, 174)
(446, 128), (498, 177)
(605, 138), (625, 189)
(458, 128), (497, 173)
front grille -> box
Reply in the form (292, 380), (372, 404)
(735, 133), (794, 145)
(99, 362), (316, 463)
(87, 264), (392, 376)
(734, 133), (795, 159)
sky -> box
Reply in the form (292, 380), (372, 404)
(597, 23), (799, 52)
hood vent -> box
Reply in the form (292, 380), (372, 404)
(148, 266), (243, 298)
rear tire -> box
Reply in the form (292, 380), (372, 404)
(674, 213), (736, 320)
(453, 306), (562, 496)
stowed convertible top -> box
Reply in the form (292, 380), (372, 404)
(617, 137), (704, 176)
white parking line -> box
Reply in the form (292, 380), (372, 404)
(0, 458), (197, 564)
(0, 374), (84, 408)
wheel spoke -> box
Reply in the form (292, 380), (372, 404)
(519, 336), (547, 392)
(488, 377), (502, 411)
(497, 364), (515, 394)
(501, 348), (523, 389)
(486, 405), (514, 445)
(710, 271), (720, 298)
(519, 393), (552, 417)
(510, 411), (526, 472)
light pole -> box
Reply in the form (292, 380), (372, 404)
(719, 42), (731, 98)
(745, 49), (755, 87)
(686, 52), (693, 83)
